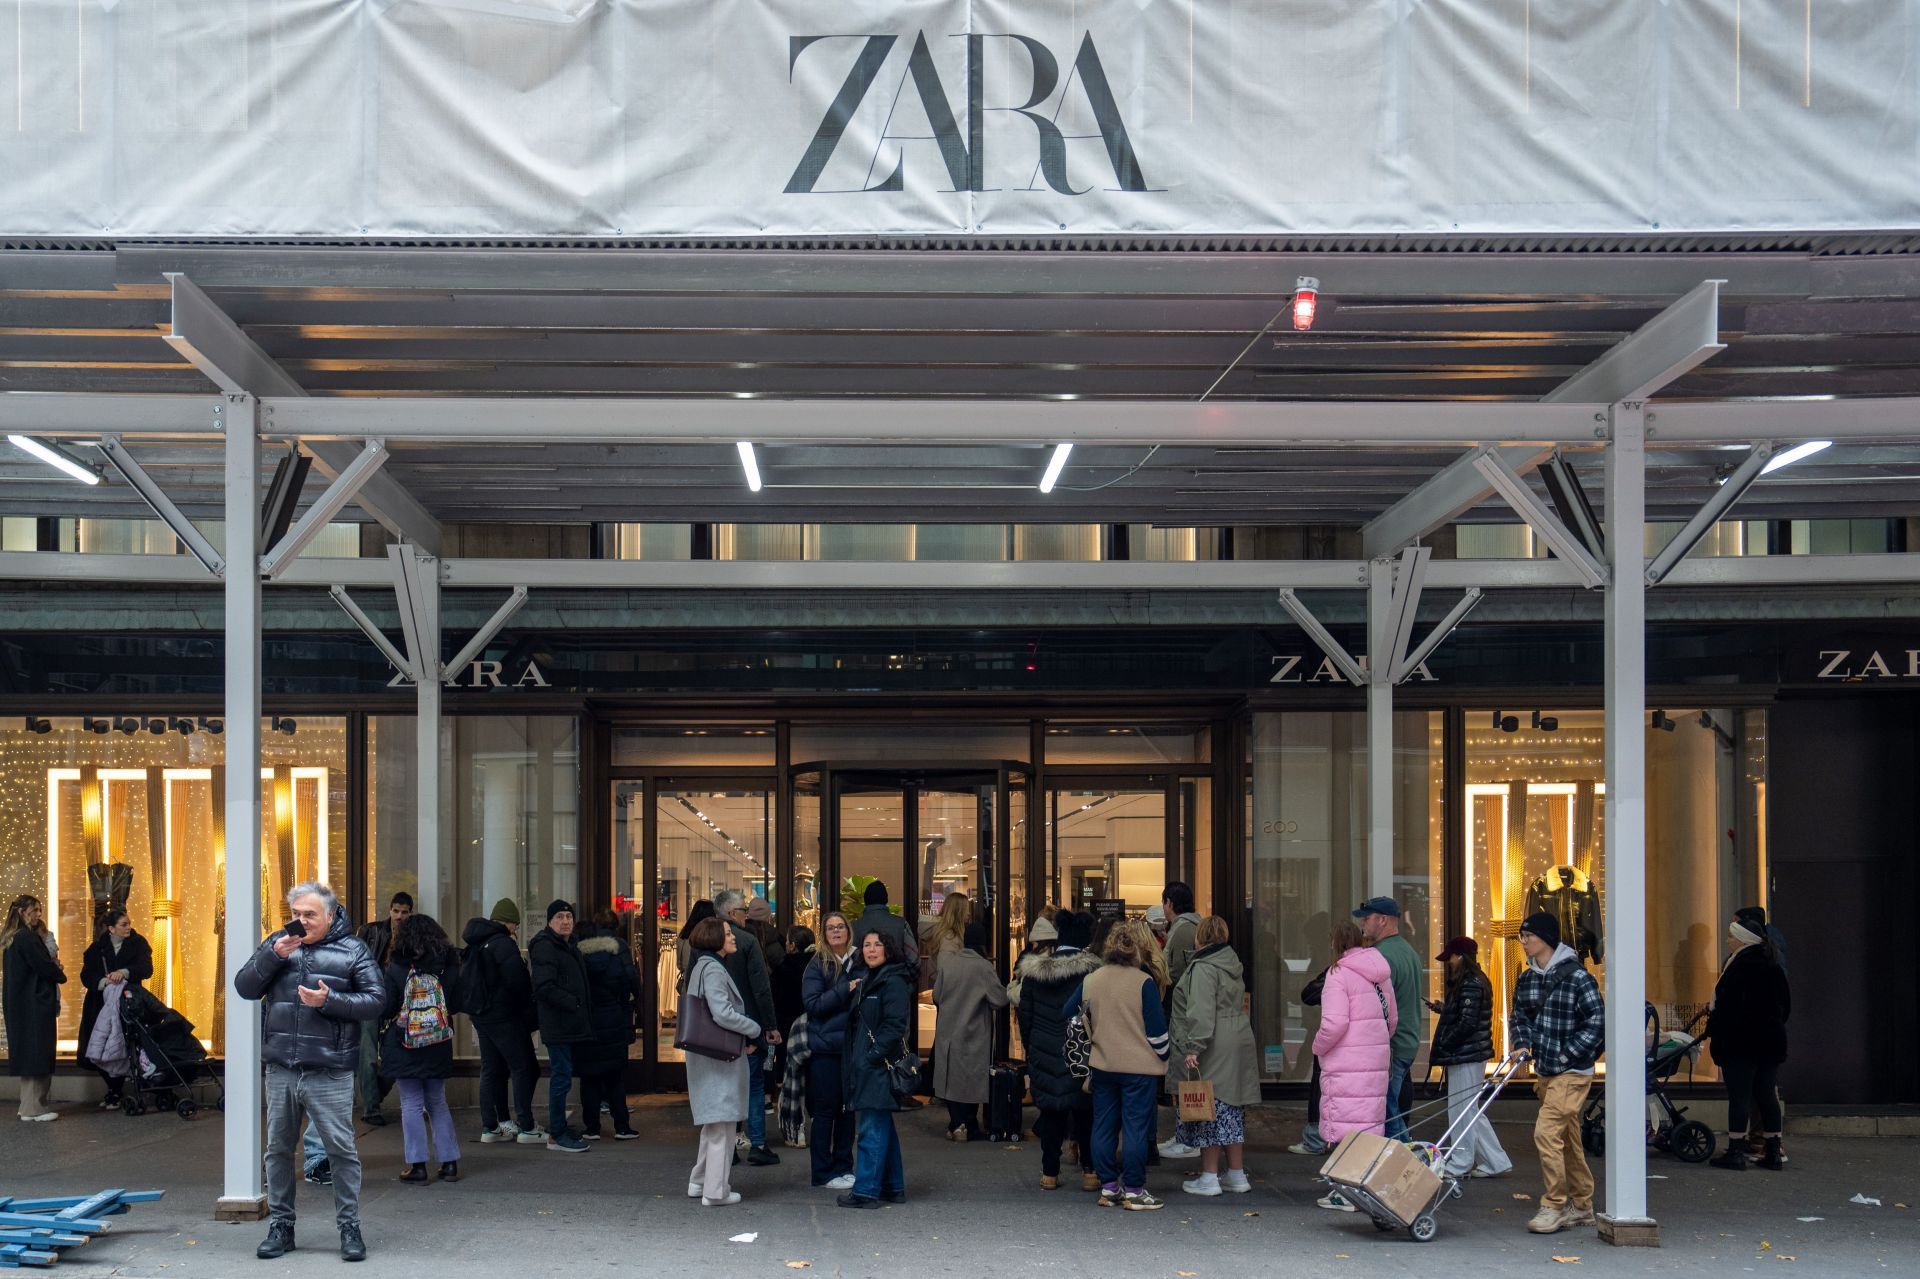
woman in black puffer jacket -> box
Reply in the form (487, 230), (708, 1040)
(1015, 910), (1103, 1192)
(575, 912), (642, 1141)
(381, 914), (464, 1185)
(1707, 914), (1790, 1171)
(1425, 937), (1510, 1178)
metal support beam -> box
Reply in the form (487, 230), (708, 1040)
(160, 273), (442, 553)
(1599, 403), (1657, 1244)
(259, 441), (389, 579)
(1394, 588), (1484, 684)
(1644, 444), (1774, 585)
(259, 449), (313, 552)
(95, 435), (227, 577)
(1472, 451), (1609, 589)
(387, 545), (445, 918)
(1538, 451), (1607, 561)
(217, 394), (265, 1221)
(1361, 445), (1554, 558)
(1380, 546), (1430, 685)
(1275, 590), (1365, 687)
(443, 586), (529, 679)
(1365, 559), (1394, 898)
(1544, 280), (1726, 404)
(329, 586), (418, 683)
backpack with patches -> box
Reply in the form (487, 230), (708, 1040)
(401, 966), (453, 1049)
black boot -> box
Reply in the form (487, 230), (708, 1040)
(398, 1162), (429, 1184)
(1760, 1137), (1786, 1171)
(438, 1161), (459, 1182)
(340, 1223), (367, 1262)
(256, 1221), (295, 1259)
(1710, 1142), (1747, 1171)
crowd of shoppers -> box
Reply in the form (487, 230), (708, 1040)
(4, 872), (1801, 1254)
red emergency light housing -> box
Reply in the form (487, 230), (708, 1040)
(1291, 275), (1320, 331)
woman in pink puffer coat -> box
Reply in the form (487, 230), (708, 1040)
(1312, 919), (1398, 1144)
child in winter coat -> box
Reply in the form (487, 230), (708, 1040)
(1310, 918), (1397, 1212)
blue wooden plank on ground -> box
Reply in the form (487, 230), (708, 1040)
(0, 1191), (161, 1214)
(54, 1191), (124, 1222)
(0, 1214), (107, 1235)
(0, 1230), (86, 1247)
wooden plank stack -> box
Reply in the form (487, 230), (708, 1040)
(0, 1191), (164, 1269)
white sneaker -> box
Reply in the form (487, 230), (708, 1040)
(825, 1174), (856, 1191)
(1221, 1171), (1253, 1194)
(735, 1135), (751, 1152)
(1181, 1174), (1222, 1197)
(18, 1112), (58, 1123)
(1317, 1191), (1356, 1212)
(1286, 1141), (1329, 1157)
(687, 1181), (704, 1199)
(702, 1192), (743, 1207)
(514, 1127), (547, 1145)
(1158, 1138), (1201, 1159)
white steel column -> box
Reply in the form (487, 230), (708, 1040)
(1599, 403), (1658, 1245)
(217, 393), (266, 1220)
(415, 560), (444, 922)
(1365, 557), (1395, 897)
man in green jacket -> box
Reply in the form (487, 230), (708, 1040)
(1356, 896), (1424, 1142)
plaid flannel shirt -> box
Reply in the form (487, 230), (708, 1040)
(778, 1013), (812, 1146)
(1509, 954), (1605, 1076)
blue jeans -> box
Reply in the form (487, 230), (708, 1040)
(301, 1120), (326, 1175)
(1090, 1069), (1159, 1191)
(807, 1052), (854, 1184)
(744, 1041), (767, 1148)
(547, 1042), (575, 1138)
(852, 1109), (904, 1199)
(1384, 1056), (1414, 1142)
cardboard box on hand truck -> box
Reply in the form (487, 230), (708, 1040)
(1319, 1130), (1442, 1223)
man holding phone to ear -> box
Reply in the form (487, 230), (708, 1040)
(235, 881), (385, 1263)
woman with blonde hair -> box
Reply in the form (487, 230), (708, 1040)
(919, 892), (971, 988)
(800, 911), (859, 1189)
(1170, 916), (1260, 1196)
(1065, 918), (1171, 1210)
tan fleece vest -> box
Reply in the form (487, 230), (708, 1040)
(1081, 964), (1169, 1078)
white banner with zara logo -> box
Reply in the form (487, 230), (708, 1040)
(0, 0), (1913, 239)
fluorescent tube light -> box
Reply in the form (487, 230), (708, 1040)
(735, 440), (763, 492)
(8, 435), (102, 485)
(1760, 440), (1832, 474)
(1038, 442), (1072, 493)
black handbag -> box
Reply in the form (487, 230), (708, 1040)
(675, 959), (746, 1062)
(867, 1027), (922, 1097)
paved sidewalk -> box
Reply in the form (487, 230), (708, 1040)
(1, 1096), (1914, 1277)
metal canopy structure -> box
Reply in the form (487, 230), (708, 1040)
(9, 242), (1920, 1245)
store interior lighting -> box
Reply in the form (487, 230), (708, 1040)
(1530, 710), (1559, 732)
(1492, 711), (1518, 733)
(7, 434), (102, 485)
(24, 717), (51, 734)
(271, 716), (298, 736)
(197, 716), (224, 734)
(1651, 709), (1676, 732)
(1760, 439), (1832, 474)
(1038, 442), (1073, 493)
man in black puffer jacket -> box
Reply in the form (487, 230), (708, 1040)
(1016, 910), (1104, 1191)
(233, 882), (385, 1264)
(528, 900), (594, 1153)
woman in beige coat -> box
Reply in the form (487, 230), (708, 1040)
(1169, 916), (1260, 1197)
(930, 923), (1008, 1140)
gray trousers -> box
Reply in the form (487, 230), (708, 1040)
(266, 1064), (362, 1230)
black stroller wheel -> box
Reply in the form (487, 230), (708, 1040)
(176, 1098), (198, 1120)
(216, 1096), (226, 1112)
(121, 1095), (141, 1117)
(1671, 1120), (1715, 1163)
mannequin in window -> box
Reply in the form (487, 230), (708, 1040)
(1525, 866), (1602, 965)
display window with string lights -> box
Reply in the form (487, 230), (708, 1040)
(1465, 707), (1767, 1075)
(0, 715), (346, 1061)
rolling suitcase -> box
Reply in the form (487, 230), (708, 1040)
(988, 1065), (1027, 1142)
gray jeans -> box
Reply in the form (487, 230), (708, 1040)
(266, 1065), (362, 1230)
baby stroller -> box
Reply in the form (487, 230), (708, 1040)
(117, 985), (224, 1120)
(1580, 1004), (1712, 1163)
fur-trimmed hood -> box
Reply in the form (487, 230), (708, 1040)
(576, 935), (622, 957)
(1019, 947), (1103, 985)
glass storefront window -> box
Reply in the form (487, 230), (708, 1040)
(1046, 724), (1210, 765)
(0, 715), (345, 1060)
(612, 726), (775, 767)
(1048, 786), (1167, 917)
(1249, 711), (1442, 1082)
(450, 716), (580, 930)
(1464, 707), (1762, 1070)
